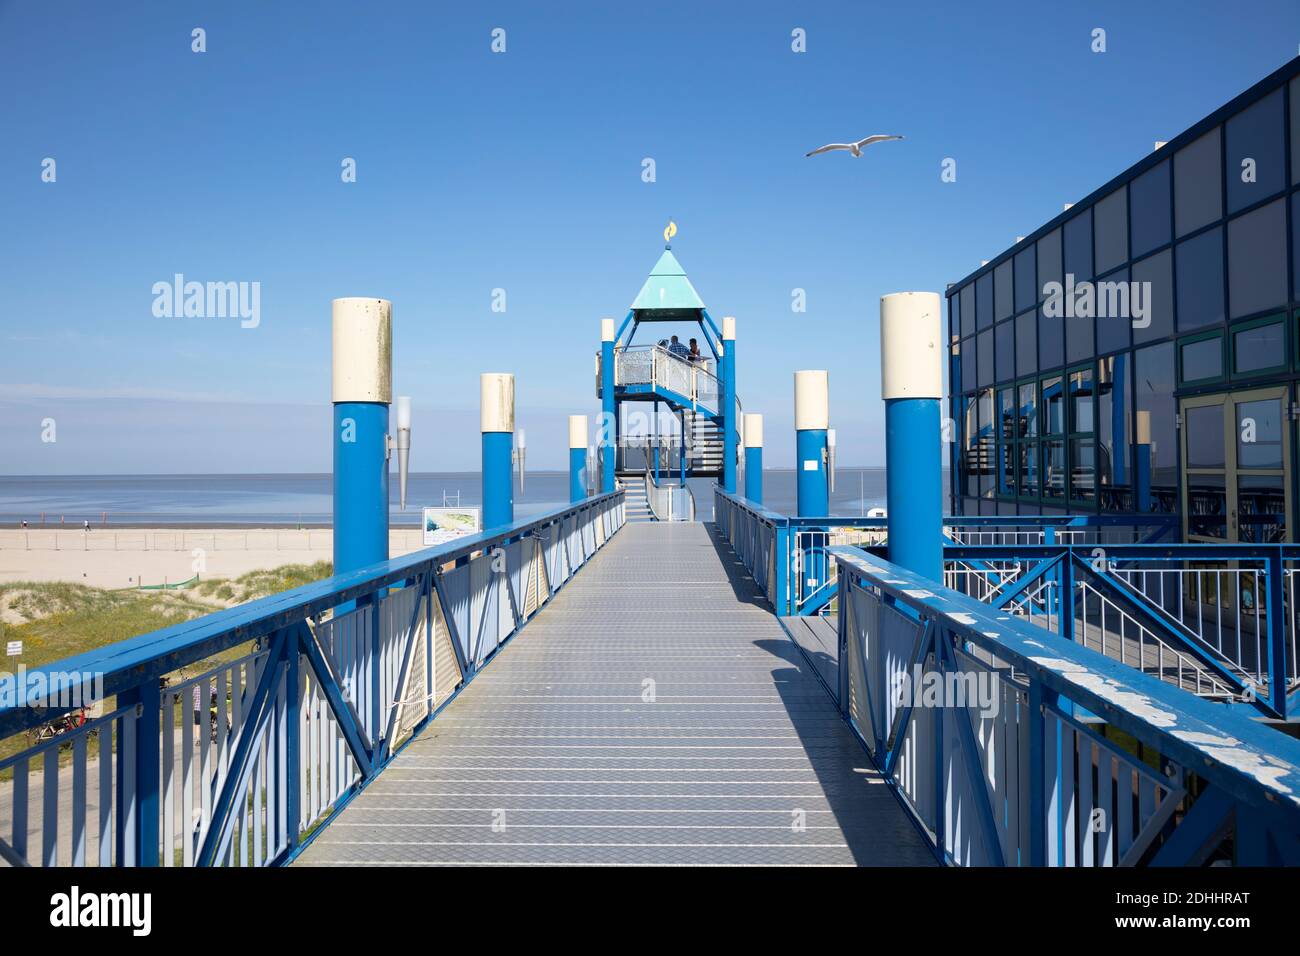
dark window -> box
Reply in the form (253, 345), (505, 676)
(1098, 353), (1132, 510)
(948, 293), (960, 342)
(1173, 127), (1222, 237)
(960, 284), (975, 338)
(1233, 318), (1285, 375)
(1181, 335), (1222, 382)
(1038, 304), (1063, 370)
(1132, 249), (1173, 344)
(962, 396), (978, 496)
(1066, 299), (1094, 364)
(977, 328), (994, 387)
(1226, 88), (1285, 215)
(1293, 192), (1300, 303)
(961, 337), (976, 395)
(1175, 226), (1225, 330)
(1130, 160), (1171, 258)
(1015, 309), (1037, 378)
(1227, 198), (1287, 319)
(1019, 381), (1038, 438)
(1134, 342), (1177, 513)
(997, 388), (1017, 496)
(1291, 76), (1300, 186)
(1042, 375), (1065, 435)
(978, 389), (995, 498)
(1237, 398), (1284, 469)
(1064, 208), (1094, 282)
(1095, 268), (1131, 355)
(1014, 244), (1036, 313)
(1185, 404), (1226, 469)
(1018, 381), (1039, 497)
(994, 261), (1014, 321)
(995, 320), (1015, 383)
(1037, 228), (1063, 304)
(976, 272), (994, 329)
(1094, 186), (1128, 274)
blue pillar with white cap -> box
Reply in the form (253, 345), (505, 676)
(744, 413), (764, 504)
(721, 316), (737, 493)
(600, 318), (616, 493)
(881, 292), (943, 581)
(569, 415), (588, 503)
(332, 297), (391, 577)
(481, 372), (515, 529)
(794, 370), (829, 601)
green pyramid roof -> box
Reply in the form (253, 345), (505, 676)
(629, 249), (706, 315)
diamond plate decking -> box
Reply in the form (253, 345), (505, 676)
(295, 521), (937, 866)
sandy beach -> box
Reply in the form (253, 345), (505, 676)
(0, 528), (426, 588)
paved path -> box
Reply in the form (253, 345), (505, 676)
(296, 522), (935, 866)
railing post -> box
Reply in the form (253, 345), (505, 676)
(601, 318), (616, 493)
(1267, 548), (1288, 718)
(775, 524), (791, 616)
(117, 680), (161, 866)
(285, 639), (301, 850)
(481, 373), (516, 529)
(1027, 680), (1060, 866)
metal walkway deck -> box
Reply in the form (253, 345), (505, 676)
(296, 522), (936, 866)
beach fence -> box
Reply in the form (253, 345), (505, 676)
(0, 529), (427, 554)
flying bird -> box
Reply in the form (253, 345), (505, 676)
(805, 134), (904, 158)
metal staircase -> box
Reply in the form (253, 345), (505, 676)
(619, 476), (654, 522)
(686, 411), (724, 476)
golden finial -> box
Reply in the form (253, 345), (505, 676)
(663, 220), (677, 247)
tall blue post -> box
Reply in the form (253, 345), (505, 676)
(744, 412), (764, 504)
(881, 292), (943, 581)
(600, 318), (616, 493)
(794, 370), (829, 602)
(481, 372), (515, 529)
(569, 414), (588, 503)
(721, 316), (737, 493)
(332, 297), (392, 577)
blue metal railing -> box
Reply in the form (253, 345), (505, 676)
(829, 544), (1300, 866)
(0, 492), (625, 867)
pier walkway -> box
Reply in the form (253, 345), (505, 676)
(295, 522), (935, 866)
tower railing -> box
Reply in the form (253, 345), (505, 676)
(0, 492), (625, 867)
(602, 345), (721, 416)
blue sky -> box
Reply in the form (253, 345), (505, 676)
(2, 0), (1297, 472)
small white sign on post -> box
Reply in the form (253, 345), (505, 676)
(422, 507), (482, 547)
(5, 641), (22, 658)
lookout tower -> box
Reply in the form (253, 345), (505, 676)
(596, 232), (742, 518)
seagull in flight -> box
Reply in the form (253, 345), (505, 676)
(805, 134), (904, 158)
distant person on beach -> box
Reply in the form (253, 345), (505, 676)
(83, 520), (90, 532)
(668, 335), (689, 359)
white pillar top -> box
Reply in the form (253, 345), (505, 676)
(722, 316), (736, 341)
(331, 298), (392, 403)
(568, 415), (588, 449)
(1135, 410), (1152, 444)
(880, 292), (942, 400)
(480, 373), (515, 433)
(743, 413), (764, 448)
(793, 370), (829, 431)
(601, 318), (615, 343)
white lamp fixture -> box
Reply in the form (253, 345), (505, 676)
(395, 396), (412, 510)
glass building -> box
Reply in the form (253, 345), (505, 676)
(948, 59), (1300, 543)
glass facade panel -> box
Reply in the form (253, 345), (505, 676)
(1098, 354), (1131, 510)
(1227, 198), (1287, 319)
(1015, 309), (1037, 378)
(1236, 398), (1283, 469)
(1094, 186), (1128, 274)
(1014, 245), (1036, 313)
(949, 293), (960, 342)
(1185, 405), (1225, 468)
(1037, 228), (1062, 303)
(1130, 160), (1171, 258)
(1292, 75), (1300, 186)
(1038, 305), (1063, 370)
(1063, 208), (1093, 281)
(1042, 375), (1064, 434)
(960, 337), (975, 397)
(962, 395), (978, 496)
(994, 261), (1013, 321)
(1187, 473), (1228, 538)
(1173, 127), (1222, 237)
(977, 328), (994, 387)
(1225, 88), (1285, 214)
(1095, 267), (1131, 354)
(1239, 474), (1285, 543)
(1070, 367), (1095, 433)
(977, 389), (995, 498)
(960, 284), (975, 338)
(997, 388), (1017, 495)
(1043, 440), (1066, 499)
(995, 320), (1014, 383)
(976, 272), (994, 329)
(1233, 319), (1285, 375)
(1181, 336), (1222, 382)
(1066, 305), (1094, 364)
(1174, 226), (1225, 330)
(1069, 440), (1096, 503)
(1134, 342), (1176, 513)
(1131, 249), (1173, 344)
